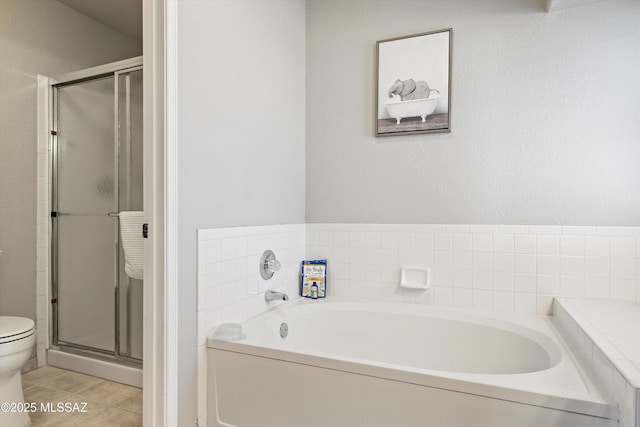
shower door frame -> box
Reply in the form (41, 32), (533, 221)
(50, 57), (143, 366)
(115, 65), (144, 361)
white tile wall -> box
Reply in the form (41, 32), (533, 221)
(306, 224), (640, 315)
(553, 300), (638, 427)
(35, 76), (50, 367)
(196, 223), (305, 427)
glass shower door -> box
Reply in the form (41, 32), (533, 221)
(54, 76), (117, 352)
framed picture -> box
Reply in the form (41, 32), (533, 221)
(375, 28), (452, 137)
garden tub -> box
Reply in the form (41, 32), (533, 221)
(207, 298), (616, 427)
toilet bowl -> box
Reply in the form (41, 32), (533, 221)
(0, 316), (36, 427)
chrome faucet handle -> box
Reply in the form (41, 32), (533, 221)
(260, 250), (280, 280)
(266, 259), (281, 273)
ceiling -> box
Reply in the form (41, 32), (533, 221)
(54, 0), (615, 42)
(56, 0), (142, 42)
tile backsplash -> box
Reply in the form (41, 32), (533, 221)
(306, 224), (640, 315)
(196, 223), (305, 426)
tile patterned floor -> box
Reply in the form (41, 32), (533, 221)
(21, 366), (142, 426)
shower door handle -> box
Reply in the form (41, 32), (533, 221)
(52, 212), (112, 217)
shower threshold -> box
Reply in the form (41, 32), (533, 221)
(47, 347), (142, 387)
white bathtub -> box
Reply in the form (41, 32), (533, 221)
(384, 95), (440, 124)
(207, 298), (617, 427)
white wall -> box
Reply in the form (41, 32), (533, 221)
(176, 0), (306, 425)
(0, 0), (141, 320)
(305, 0), (640, 226)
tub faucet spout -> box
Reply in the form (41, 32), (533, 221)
(265, 289), (289, 302)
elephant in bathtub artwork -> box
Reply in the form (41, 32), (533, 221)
(387, 78), (432, 101)
(385, 78), (441, 124)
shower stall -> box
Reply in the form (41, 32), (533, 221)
(48, 58), (143, 379)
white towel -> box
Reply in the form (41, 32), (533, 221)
(119, 211), (144, 280)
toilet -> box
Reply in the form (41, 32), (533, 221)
(0, 316), (36, 427)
